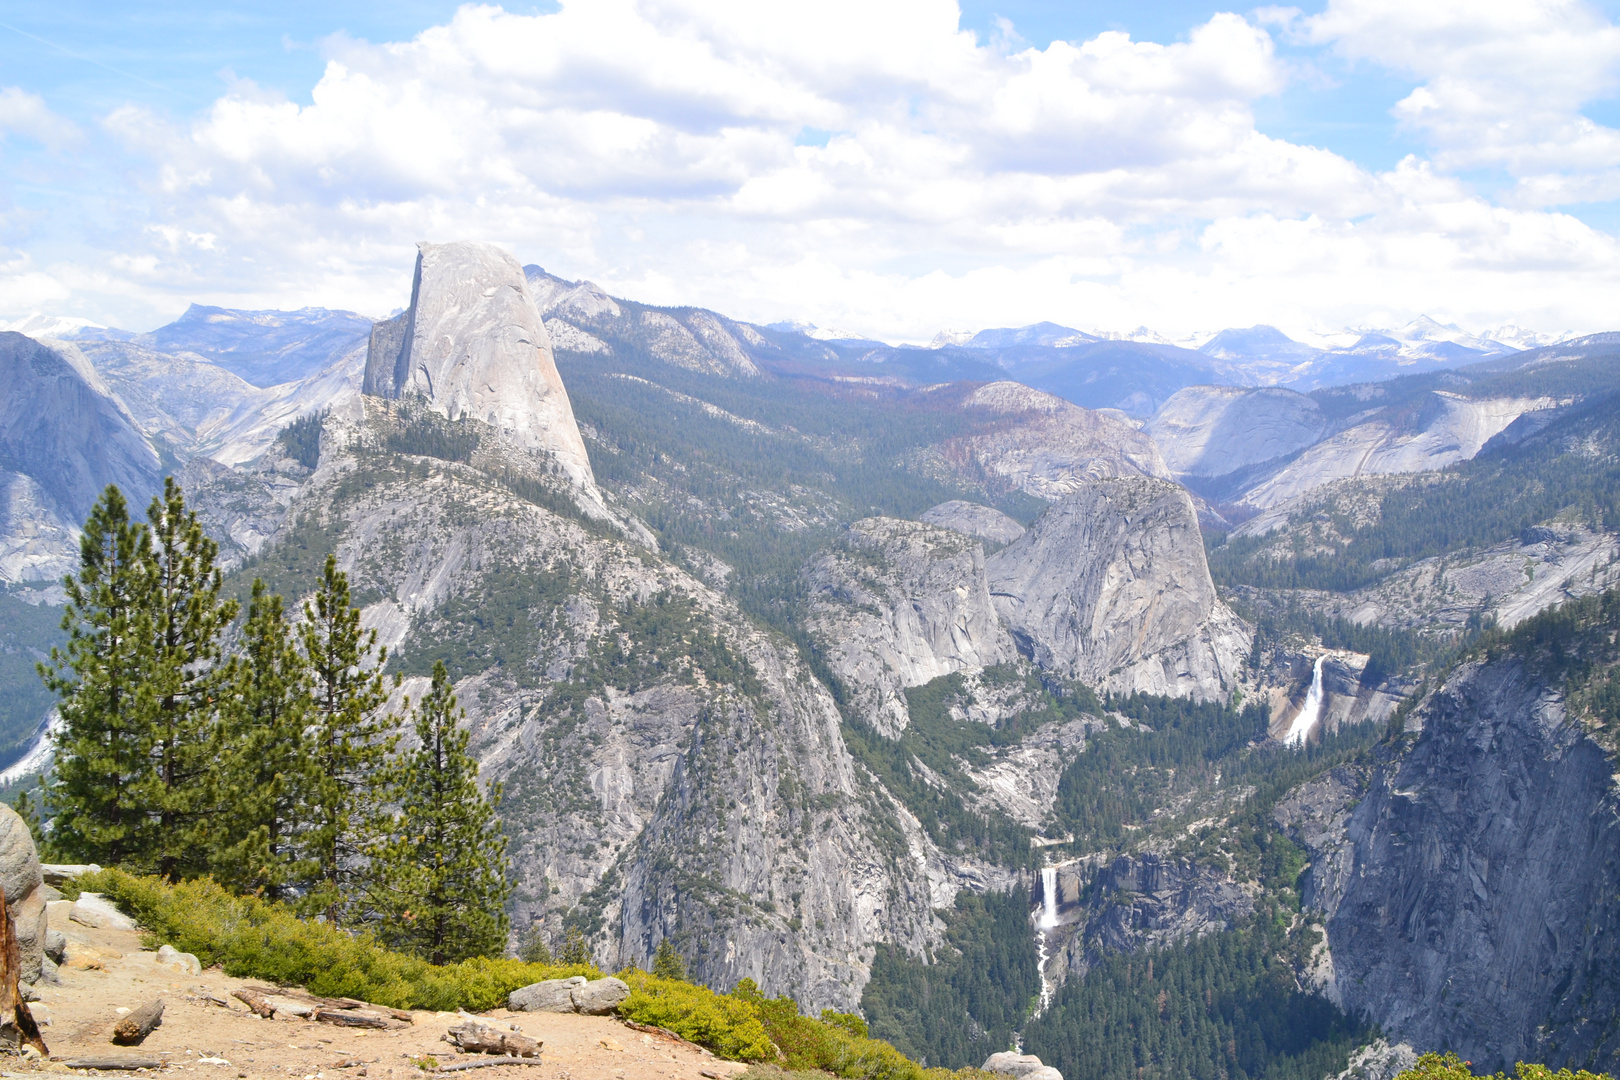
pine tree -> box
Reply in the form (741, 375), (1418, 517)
(133, 478), (238, 881)
(370, 661), (511, 964)
(298, 554), (398, 925)
(211, 580), (311, 899)
(39, 485), (155, 865)
(652, 939), (687, 981)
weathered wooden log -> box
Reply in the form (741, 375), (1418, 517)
(243, 985), (413, 1023)
(0, 873), (46, 1055)
(314, 1007), (394, 1029)
(111, 999), (164, 1045)
(445, 1021), (542, 1057)
(435, 1056), (546, 1072)
(57, 1057), (167, 1070)
(232, 987), (276, 1018)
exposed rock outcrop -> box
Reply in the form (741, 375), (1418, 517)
(982, 1052), (1063, 1080)
(1045, 852), (1255, 980)
(1278, 657), (1620, 1070)
(1146, 386), (1325, 478)
(986, 478), (1250, 700)
(0, 802), (47, 986)
(802, 518), (1016, 736)
(0, 333), (160, 533)
(918, 501), (1025, 546)
(364, 243), (597, 492)
(933, 382), (1172, 502)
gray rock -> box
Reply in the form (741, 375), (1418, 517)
(570, 976), (630, 1015)
(983, 1052), (1062, 1080)
(39, 864), (98, 887)
(36, 955), (58, 986)
(508, 976), (587, 1012)
(68, 892), (135, 932)
(1333, 1040), (1419, 1080)
(1286, 656), (1620, 1070)
(986, 477), (1250, 700)
(918, 501), (1026, 546)
(0, 803), (45, 985)
(43, 930), (64, 964)
(802, 517), (1015, 735)
(364, 242), (599, 496)
(1146, 386), (1325, 479)
(155, 944), (201, 975)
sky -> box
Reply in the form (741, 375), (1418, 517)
(5, 1), (1620, 342)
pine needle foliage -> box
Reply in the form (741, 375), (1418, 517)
(652, 938), (688, 981)
(211, 580), (312, 899)
(370, 660), (511, 963)
(136, 478), (240, 881)
(297, 554), (399, 926)
(41, 485), (157, 865)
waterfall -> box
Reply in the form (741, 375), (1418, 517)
(1028, 865), (1060, 1024)
(1284, 656), (1327, 746)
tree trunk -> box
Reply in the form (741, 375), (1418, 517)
(111, 1000), (164, 1045)
(0, 881), (46, 1055)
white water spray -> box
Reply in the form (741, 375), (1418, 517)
(1029, 865), (1060, 1024)
(1284, 656), (1326, 746)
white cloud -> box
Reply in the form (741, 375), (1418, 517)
(1300, 0), (1620, 203)
(8, 0), (1620, 340)
(0, 87), (76, 149)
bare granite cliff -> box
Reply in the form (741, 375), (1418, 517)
(0, 332), (162, 583)
(364, 242), (598, 493)
(1277, 659), (1620, 1072)
(802, 517), (1016, 736)
(986, 477), (1250, 700)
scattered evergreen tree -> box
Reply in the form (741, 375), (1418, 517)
(298, 554), (398, 925)
(135, 479), (239, 881)
(369, 661), (511, 963)
(558, 926), (590, 966)
(652, 939), (688, 982)
(212, 580), (311, 899)
(518, 925), (553, 965)
(9, 790), (47, 857)
(40, 485), (155, 865)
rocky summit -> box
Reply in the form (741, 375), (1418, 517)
(987, 476), (1250, 699)
(364, 241), (599, 495)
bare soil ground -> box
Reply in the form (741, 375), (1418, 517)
(10, 905), (748, 1080)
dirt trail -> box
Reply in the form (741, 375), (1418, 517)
(16, 904), (748, 1080)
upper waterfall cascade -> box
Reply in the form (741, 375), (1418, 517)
(1284, 656), (1326, 746)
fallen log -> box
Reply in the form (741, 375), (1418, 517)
(445, 1021), (541, 1058)
(620, 1019), (713, 1055)
(111, 999), (164, 1045)
(231, 988), (275, 1018)
(314, 1008), (394, 1029)
(244, 985), (413, 1023)
(436, 1056), (545, 1073)
(57, 1057), (166, 1071)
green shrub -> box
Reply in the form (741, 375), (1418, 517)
(1394, 1054), (1612, 1080)
(618, 970), (777, 1061)
(82, 869), (596, 1011)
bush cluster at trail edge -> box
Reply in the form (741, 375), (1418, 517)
(85, 870), (991, 1080)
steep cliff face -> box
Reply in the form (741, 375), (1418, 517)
(0, 333), (162, 582)
(366, 243), (598, 493)
(1279, 658), (1620, 1072)
(802, 518), (1016, 736)
(1040, 852), (1256, 982)
(986, 478), (1250, 700)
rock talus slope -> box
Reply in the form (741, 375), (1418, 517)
(365, 242), (598, 492)
(1279, 658), (1620, 1072)
(986, 477), (1250, 700)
